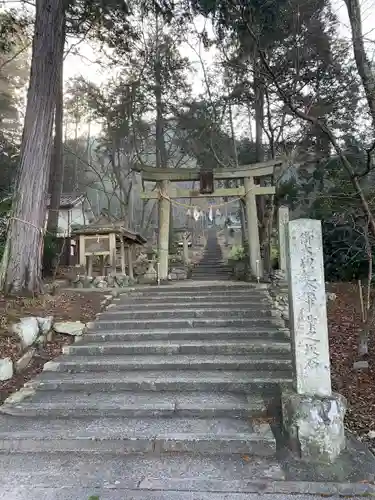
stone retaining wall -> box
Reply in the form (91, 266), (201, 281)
(267, 269), (289, 325)
(71, 267), (190, 289)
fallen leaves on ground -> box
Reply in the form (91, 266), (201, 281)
(328, 283), (375, 441)
(0, 291), (106, 404)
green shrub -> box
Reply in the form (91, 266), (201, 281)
(228, 245), (247, 261)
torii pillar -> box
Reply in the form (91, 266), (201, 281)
(244, 176), (261, 278)
(158, 180), (170, 280)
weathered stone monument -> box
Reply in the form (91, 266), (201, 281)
(282, 219), (346, 462)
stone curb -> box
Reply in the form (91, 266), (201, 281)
(136, 478), (375, 496)
(1, 481), (374, 498)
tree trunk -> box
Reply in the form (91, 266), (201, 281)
(153, 13), (171, 249)
(0, 0), (64, 295)
(228, 102), (247, 245)
(345, 0), (375, 129)
(254, 60), (268, 265)
(47, 12), (65, 236)
(254, 69), (264, 165)
(239, 199), (247, 245)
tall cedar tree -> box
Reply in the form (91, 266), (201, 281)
(0, 0), (64, 294)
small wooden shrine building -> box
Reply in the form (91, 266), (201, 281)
(73, 215), (146, 278)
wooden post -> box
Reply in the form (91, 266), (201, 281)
(127, 245), (134, 280)
(183, 234), (189, 265)
(120, 237), (126, 275)
(278, 206), (289, 272)
(99, 255), (105, 275)
(87, 255), (93, 276)
(158, 180), (170, 280)
(109, 232), (117, 274)
(244, 176), (261, 278)
(79, 235), (85, 267)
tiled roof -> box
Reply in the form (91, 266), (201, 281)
(46, 194), (84, 209)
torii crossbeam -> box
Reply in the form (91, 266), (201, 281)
(137, 159), (282, 280)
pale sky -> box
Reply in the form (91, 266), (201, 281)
(2, 0), (375, 138)
(61, 0), (375, 142)
(2, 0), (375, 85)
(335, 0), (375, 60)
(63, 16), (215, 93)
(63, 1), (375, 86)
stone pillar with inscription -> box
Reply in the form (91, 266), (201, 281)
(278, 205), (289, 273)
(282, 219), (347, 462)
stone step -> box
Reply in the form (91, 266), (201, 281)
(193, 276), (232, 281)
(121, 291), (268, 302)
(195, 271), (230, 274)
(92, 317), (284, 331)
(122, 283), (262, 294)
(98, 307), (276, 320)
(65, 339), (291, 356)
(194, 262), (226, 265)
(120, 290), (264, 300)
(1, 391), (267, 419)
(192, 270), (230, 274)
(45, 354), (292, 373)
(193, 265), (230, 269)
(27, 370), (293, 393)
(82, 327), (289, 343)
(0, 453), (287, 491)
(0, 415), (276, 456)
(193, 261), (229, 265)
(192, 276), (232, 280)
(193, 263), (229, 267)
(192, 271), (231, 275)
(115, 296), (270, 306)
(196, 258), (226, 262)
(193, 266), (229, 270)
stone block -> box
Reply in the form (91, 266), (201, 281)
(113, 274), (129, 287)
(54, 321), (86, 336)
(36, 316), (53, 335)
(282, 391), (346, 462)
(15, 348), (35, 373)
(0, 357), (13, 381)
(11, 317), (39, 348)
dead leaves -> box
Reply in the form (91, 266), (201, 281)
(0, 290), (106, 405)
(328, 283), (375, 441)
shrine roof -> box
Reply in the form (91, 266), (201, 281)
(72, 215), (146, 245)
(46, 193), (85, 209)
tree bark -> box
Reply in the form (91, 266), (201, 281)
(345, 0), (375, 129)
(47, 12), (65, 236)
(0, 0), (64, 295)
(153, 13), (171, 249)
(254, 59), (268, 266)
(228, 102), (247, 244)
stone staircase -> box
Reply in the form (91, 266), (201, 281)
(192, 230), (232, 280)
(0, 280), (293, 457)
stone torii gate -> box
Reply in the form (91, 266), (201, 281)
(137, 159), (282, 280)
